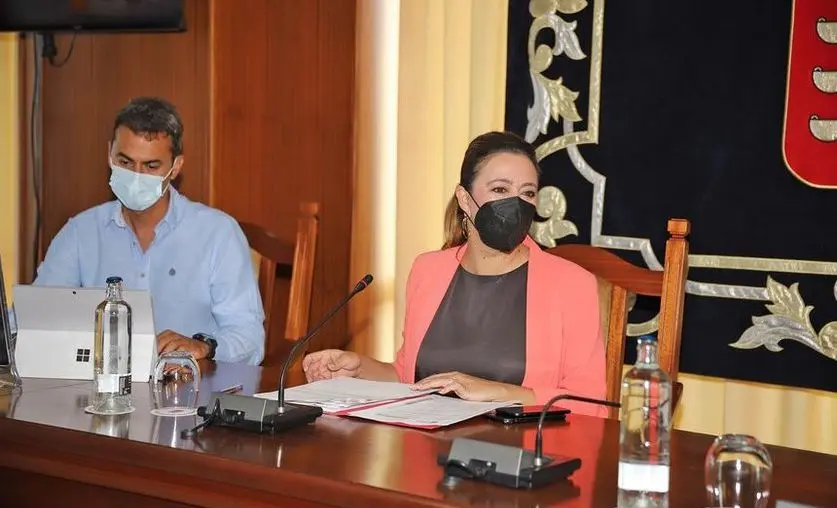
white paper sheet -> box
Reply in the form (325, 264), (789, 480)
(346, 394), (510, 428)
(254, 377), (436, 414)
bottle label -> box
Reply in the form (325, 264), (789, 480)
(97, 374), (132, 395)
(618, 462), (670, 492)
(119, 375), (132, 396)
(96, 374), (119, 393)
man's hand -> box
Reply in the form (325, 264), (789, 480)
(157, 330), (211, 360)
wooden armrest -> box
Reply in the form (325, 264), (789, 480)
(673, 381), (684, 412)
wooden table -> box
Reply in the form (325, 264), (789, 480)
(0, 362), (835, 508)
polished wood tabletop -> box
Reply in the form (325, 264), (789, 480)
(0, 362), (835, 508)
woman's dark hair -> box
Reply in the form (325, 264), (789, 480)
(112, 97), (183, 157)
(442, 131), (540, 249)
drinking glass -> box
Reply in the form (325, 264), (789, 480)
(152, 413), (198, 447)
(704, 434), (773, 508)
(151, 351), (201, 417)
(0, 384), (20, 417)
(0, 323), (21, 389)
(90, 413), (131, 438)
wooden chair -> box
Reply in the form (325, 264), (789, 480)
(545, 218), (690, 419)
(239, 202), (319, 366)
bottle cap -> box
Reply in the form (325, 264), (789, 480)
(106, 276), (123, 285)
(637, 333), (658, 343)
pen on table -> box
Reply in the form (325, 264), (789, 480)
(219, 384), (244, 394)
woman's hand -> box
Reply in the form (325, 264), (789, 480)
(302, 349), (362, 382)
(411, 371), (532, 403)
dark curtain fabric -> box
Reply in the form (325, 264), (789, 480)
(505, 0), (836, 391)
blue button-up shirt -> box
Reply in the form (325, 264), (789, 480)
(29, 188), (265, 365)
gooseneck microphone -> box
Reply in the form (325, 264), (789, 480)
(182, 274), (373, 438)
(438, 394), (620, 489)
(532, 394), (620, 467)
(277, 274), (373, 413)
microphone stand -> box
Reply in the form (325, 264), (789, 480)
(532, 394), (621, 467)
(276, 280), (366, 413)
(270, 275), (372, 425)
(182, 275), (374, 437)
(439, 394), (620, 489)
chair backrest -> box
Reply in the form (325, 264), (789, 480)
(239, 202), (319, 365)
(545, 218), (690, 418)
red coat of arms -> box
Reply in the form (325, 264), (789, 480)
(783, 1), (837, 187)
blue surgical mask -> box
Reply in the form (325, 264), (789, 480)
(108, 162), (174, 211)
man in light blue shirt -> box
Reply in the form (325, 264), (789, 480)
(33, 97), (264, 364)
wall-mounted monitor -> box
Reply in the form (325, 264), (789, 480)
(0, 0), (185, 33)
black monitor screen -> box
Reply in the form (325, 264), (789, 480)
(0, 0), (184, 33)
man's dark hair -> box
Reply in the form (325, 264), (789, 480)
(112, 97), (183, 157)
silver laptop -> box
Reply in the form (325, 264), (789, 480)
(12, 285), (158, 383)
(0, 254), (19, 389)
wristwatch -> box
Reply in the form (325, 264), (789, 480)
(192, 333), (218, 361)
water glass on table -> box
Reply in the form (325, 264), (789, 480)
(151, 351), (201, 417)
(704, 434), (773, 508)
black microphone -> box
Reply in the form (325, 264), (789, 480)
(438, 394), (619, 489)
(276, 274), (373, 412)
(183, 274), (374, 437)
(532, 394), (620, 467)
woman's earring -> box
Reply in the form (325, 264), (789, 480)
(461, 216), (469, 238)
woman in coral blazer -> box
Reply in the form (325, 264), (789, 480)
(304, 131), (606, 417)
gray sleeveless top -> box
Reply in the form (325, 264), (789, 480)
(414, 262), (528, 385)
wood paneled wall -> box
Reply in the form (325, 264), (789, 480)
(210, 0), (357, 358)
(18, 0), (357, 362)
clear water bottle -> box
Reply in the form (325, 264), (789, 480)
(88, 276), (133, 415)
(617, 334), (672, 508)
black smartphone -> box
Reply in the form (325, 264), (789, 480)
(484, 405), (570, 425)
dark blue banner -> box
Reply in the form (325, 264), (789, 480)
(506, 0), (837, 391)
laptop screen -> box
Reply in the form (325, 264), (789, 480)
(0, 254), (11, 366)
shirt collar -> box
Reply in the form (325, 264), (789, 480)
(106, 187), (184, 230)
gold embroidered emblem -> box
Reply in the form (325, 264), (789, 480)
(729, 277), (837, 361)
(531, 186), (578, 248)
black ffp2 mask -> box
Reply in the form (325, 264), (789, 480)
(467, 195), (537, 253)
